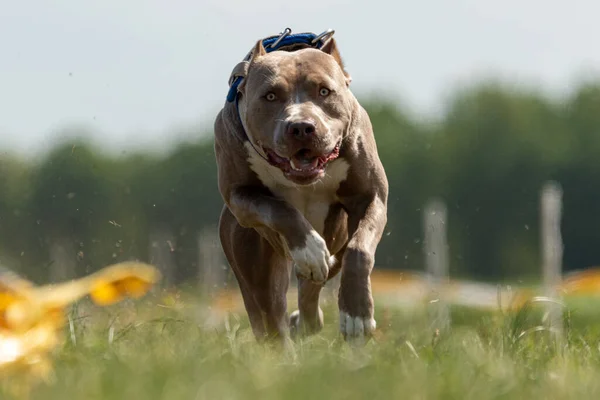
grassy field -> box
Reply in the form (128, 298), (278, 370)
(4, 288), (600, 400)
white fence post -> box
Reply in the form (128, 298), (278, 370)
(540, 181), (564, 343)
(198, 225), (225, 298)
(148, 228), (176, 287)
(423, 198), (451, 333)
(48, 236), (76, 283)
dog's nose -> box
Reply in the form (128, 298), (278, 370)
(287, 121), (316, 139)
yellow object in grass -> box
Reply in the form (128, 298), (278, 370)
(0, 261), (161, 390)
(560, 267), (600, 296)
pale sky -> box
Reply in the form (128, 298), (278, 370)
(1, 0), (599, 157)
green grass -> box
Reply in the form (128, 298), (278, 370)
(5, 292), (600, 399)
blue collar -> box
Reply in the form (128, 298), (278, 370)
(226, 28), (335, 103)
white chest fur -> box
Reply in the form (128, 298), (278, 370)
(244, 142), (350, 235)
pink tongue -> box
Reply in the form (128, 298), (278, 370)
(291, 156), (319, 171)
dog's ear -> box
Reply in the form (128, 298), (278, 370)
(250, 40), (267, 62)
(320, 38), (351, 86)
(229, 61), (249, 93)
(238, 40), (268, 93)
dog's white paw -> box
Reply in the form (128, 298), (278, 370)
(339, 311), (376, 346)
(291, 230), (335, 284)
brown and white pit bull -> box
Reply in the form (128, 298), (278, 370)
(213, 29), (388, 345)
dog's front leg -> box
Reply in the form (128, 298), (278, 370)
(227, 186), (335, 283)
(338, 194), (388, 344)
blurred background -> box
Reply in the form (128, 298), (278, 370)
(1, 0), (600, 291)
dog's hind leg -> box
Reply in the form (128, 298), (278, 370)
(290, 278), (323, 338)
(290, 255), (343, 338)
(219, 206), (291, 343)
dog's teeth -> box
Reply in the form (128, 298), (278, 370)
(290, 157), (319, 172)
(290, 159), (302, 171)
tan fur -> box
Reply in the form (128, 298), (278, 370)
(214, 35), (388, 345)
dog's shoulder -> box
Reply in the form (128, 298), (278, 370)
(213, 104), (266, 193)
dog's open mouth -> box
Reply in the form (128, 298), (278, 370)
(263, 142), (341, 183)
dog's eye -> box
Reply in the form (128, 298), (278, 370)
(319, 88), (331, 97)
(265, 92), (277, 101)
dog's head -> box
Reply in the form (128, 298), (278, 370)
(236, 38), (353, 185)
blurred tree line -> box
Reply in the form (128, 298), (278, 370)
(1, 81), (600, 284)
